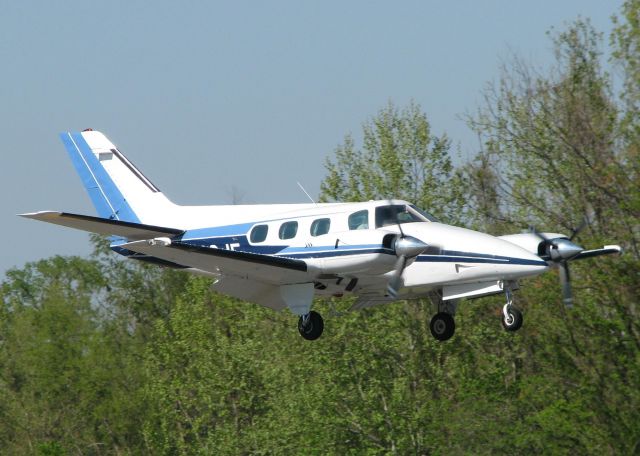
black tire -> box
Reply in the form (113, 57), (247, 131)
(430, 312), (455, 341)
(298, 311), (324, 340)
(502, 306), (523, 332)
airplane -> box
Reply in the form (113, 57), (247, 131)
(20, 130), (622, 341)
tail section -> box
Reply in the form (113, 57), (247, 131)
(60, 130), (175, 223)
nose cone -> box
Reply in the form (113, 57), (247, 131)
(395, 235), (429, 258)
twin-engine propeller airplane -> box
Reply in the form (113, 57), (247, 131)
(21, 130), (622, 341)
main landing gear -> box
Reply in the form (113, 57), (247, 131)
(430, 312), (455, 341)
(298, 310), (324, 340)
(429, 297), (457, 341)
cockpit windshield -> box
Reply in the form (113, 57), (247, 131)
(408, 205), (439, 222)
(375, 204), (438, 228)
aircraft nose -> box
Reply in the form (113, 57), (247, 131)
(510, 245), (549, 276)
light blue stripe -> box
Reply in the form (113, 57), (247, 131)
(61, 132), (139, 222)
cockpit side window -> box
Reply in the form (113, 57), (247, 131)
(348, 210), (369, 230)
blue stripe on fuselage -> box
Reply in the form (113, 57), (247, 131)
(414, 251), (546, 266)
(112, 231), (545, 267)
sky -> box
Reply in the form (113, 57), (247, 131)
(0, 1), (623, 275)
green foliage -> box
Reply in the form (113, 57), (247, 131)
(2, 3), (640, 454)
(463, 12), (640, 455)
(320, 100), (466, 225)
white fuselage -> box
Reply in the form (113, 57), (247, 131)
(131, 199), (549, 301)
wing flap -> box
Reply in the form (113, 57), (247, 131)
(213, 276), (289, 311)
(350, 294), (393, 310)
(121, 239), (311, 285)
(20, 211), (183, 240)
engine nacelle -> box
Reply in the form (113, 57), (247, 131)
(306, 229), (398, 276)
(497, 232), (583, 262)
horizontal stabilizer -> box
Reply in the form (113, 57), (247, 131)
(20, 211), (183, 241)
(572, 245), (623, 261)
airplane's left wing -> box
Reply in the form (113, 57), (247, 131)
(571, 245), (622, 260)
(21, 210), (313, 287)
(121, 239), (312, 285)
(20, 211), (183, 240)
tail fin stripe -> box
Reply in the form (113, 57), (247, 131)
(67, 133), (118, 217)
(61, 132), (140, 222)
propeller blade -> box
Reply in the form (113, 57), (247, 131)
(559, 261), (573, 308)
(397, 218), (405, 238)
(570, 216), (589, 241)
(387, 255), (407, 298)
(529, 225), (550, 242)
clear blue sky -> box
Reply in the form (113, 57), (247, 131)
(1, 1), (622, 275)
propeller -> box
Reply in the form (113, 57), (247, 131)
(384, 203), (435, 298)
(386, 234), (430, 298)
(530, 218), (588, 307)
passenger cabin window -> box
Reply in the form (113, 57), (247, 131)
(250, 224), (268, 243)
(375, 205), (427, 228)
(279, 221), (298, 240)
(310, 218), (331, 236)
(348, 210), (369, 230)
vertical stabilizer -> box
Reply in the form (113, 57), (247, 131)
(60, 131), (175, 223)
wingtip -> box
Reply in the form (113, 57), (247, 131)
(18, 211), (62, 220)
(18, 211), (42, 219)
(604, 245), (623, 255)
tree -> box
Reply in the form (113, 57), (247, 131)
(465, 17), (640, 453)
(320, 101), (465, 225)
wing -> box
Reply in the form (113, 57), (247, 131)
(572, 245), (622, 260)
(120, 239), (312, 285)
(122, 239), (315, 312)
(22, 210), (316, 310)
(20, 211), (183, 241)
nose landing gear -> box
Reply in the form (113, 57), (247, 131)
(501, 288), (523, 332)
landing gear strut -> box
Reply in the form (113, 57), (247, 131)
(502, 288), (523, 332)
(298, 310), (324, 340)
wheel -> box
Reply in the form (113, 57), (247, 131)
(430, 312), (455, 341)
(298, 311), (324, 340)
(502, 306), (523, 332)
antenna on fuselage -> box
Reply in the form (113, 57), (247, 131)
(297, 182), (317, 205)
